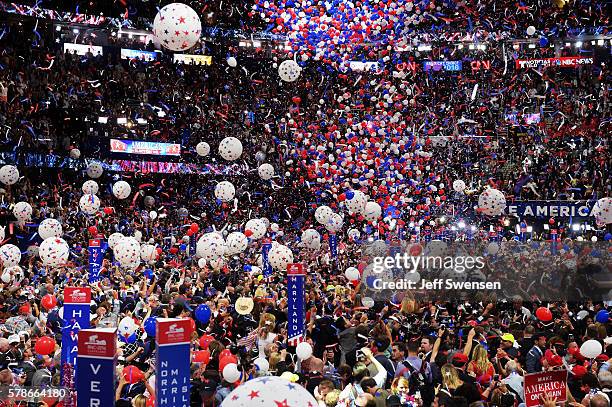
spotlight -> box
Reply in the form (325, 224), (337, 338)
(571, 224), (580, 231)
(597, 39), (604, 45)
(55, 25), (61, 32)
(72, 28), (79, 34)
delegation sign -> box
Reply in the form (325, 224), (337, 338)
(76, 328), (117, 407)
(156, 318), (191, 407)
(524, 370), (567, 407)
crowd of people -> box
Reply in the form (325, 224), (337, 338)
(0, 0), (610, 406)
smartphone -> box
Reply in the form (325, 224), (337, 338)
(493, 374), (499, 381)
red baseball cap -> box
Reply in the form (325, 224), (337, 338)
(572, 365), (587, 379)
(452, 353), (469, 365)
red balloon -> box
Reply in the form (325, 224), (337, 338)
(244, 230), (253, 237)
(122, 365), (144, 384)
(169, 247), (178, 254)
(34, 336), (56, 355)
(199, 334), (214, 349)
(536, 307), (553, 322)
(88, 226), (98, 235)
(193, 349), (210, 364)
(188, 318), (196, 333)
(155, 247), (163, 255)
(190, 223), (199, 232)
(186, 229), (194, 237)
(103, 207), (114, 215)
(41, 294), (57, 310)
(219, 355), (237, 372)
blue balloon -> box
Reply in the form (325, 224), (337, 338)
(144, 269), (154, 279)
(539, 37), (549, 47)
(144, 316), (157, 337)
(345, 190), (355, 200)
(596, 310), (609, 323)
(604, 233), (612, 241)
(126, 333), (137, 344)
(179, 244), (187, 251)
(195, 304), (211, 324)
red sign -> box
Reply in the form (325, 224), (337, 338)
(287, 263), (305, 276)
(78, 328), (117, 358)
(156, 318), (192, 345)
(89, 239), (101, 248)
(64, 287), (91, 304)
(471, 60), (491, 71)
(524, 370), (568, 407)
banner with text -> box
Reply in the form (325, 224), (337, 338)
(515, 56), (594, 69)
(505, 200), (597, 218)
(524, 370), (567, 407)
(156, 318), (191, 407)
(287, 263), (306, 347)
(61, 287), (91, 384)
(88, 239), (106, 283)
(77, 328), (117, 407)
(110, 139), (181, 156)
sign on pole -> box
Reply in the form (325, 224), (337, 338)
(156, 318), (191, 407)
(287, 263), (306, 347)
(77, 328), (117, 407)
(61, 287), (91, 384)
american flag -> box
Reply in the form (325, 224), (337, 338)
(236, 329), (259, 350)
(287, 335), (306, 347)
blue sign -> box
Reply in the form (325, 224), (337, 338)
(77, 328), (117, 407)
(505, 201), (596, 218)
(61, 287), (91, 385)
(156, 318), (192, 407)
(189, 233), (197, 257)
(88, 239), (106, 283)
(262, 243), (272, 278)
(329, 234), (338, 258)
(423, 60), (462, 71)
(286, 264), (305, 346)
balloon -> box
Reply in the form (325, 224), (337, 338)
(580, 339), (603, 359)
(315, 205), (334, 224)
(278, 59), (301, 82)
(214, 181), (236, 202)
(0, 165), (19, 185)
(268, 243), (294, 271)
(153, 3), (201, 51)
(88, 226), (98, 235)
(39, 237), (70, 267)
(453, 180), (466, 192)
(41, 294), (57, 310)
(345, 190), (367, 214)
(0, 226), (4, 242)
(539, 36), (549, 47)
(222, 363), (241, 383)
(143, 316), (157, 337)
(194, 349), (211, 364)
(196, 233), (226, 261)
(595, 310), (609, 323)
(254, 357), (269, 372)
(197, 258), (207, 268)
(13, 201), (32, 221)
(244, 219), (267, 240)
(143, 196), (155, 208)
(196, 142), (210, 157)
(296, 342), (313, 360)
(118, 316), (138, 338)
(86, 162), (103, 178)
(325, 213), (344, 233)
(592, 197), (612, 225)
(140, 244), (158, 262)
(149, 210), (158, 220)
(218, 137), (243, 161)
(526, 25), (536, 35)
(190, 223), (199, 233)
(345, 267), (360, 281)
(34, 336), (56, 355)
(108, 233), (125, 249)
(38, 218), (63, 240)
(0, 244), (21, 267)
(300, 229), (321, 250)
(227, 56), (237, 67)
(363, 201), (382, 222)
(122, 365), (145, 384)
(195, 304), (212, 323)
(258, 163), (275, 180)
(81, 180), (99, 195)
(535, 307), (553, 322)
(69, 148), (81, 159)
(478, 188), (507, 216)
(112, 181), (132, 200)
(225, 232), (248, 255)
(79, 194), (101, 215)
(114, 237), (141, 267)
(199, 334), (214, 349)
(222, 376), (318, 406)
(219, 355), (237, 373)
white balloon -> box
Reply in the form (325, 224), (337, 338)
(345, 190), (367, 214)
(0, 244), (21, 267)
(118, 316), (137, 338)
(580, 339), (603, 359)
(301, 229), (321, 250)
(363, 201), (382, 222)
(39, 237), (70, 267)
(133, 230), (143, 243)
(526, 25), (536, 36)
(258, 163), (275, 180)
(13, 202), (32, 221)
(1, 270), (11, 283)
(214, 181), (236, 202)
(218, 137), (243, 161)
(198, 258), (207, 268)
(225, 232), (248, 255)
(0, 165), (19, 185)
(70, 148), (81, 159)
(86, 162), (103, 178)
(196, 142), (210, 157)
(221, 376), (318, 407)
(453, 180), (466, 193)
(487, 242), (500, 255)
(278, 59), (301, 82)
(245, 219), (267, 240)
(592, 197), (612, 225)
(79, 194), (100, 215)
(253, 357), (269, 372)
(149, 211), (158, 220)
(38, 218), (63, 239)
(108, 233), (125, 250)
(268, 243), (293, 271)
(345, 267), (360, 281)
(347, 228), (361, 241)
(112, 181), (132, 200)
(227, 56), (237, 67)
(114, 237), (141, 267)
(478, 188), (506, 216)
(296, 342), (313, 360)
(315, 205), (333, 224)
(140, 244), (158, 262)
(153, 3), (201, 51)
(222, 363), (241, 383)
(82, 180), (99, 195)
(196, 233), (226, 261)
(325, 213), (344, 233)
